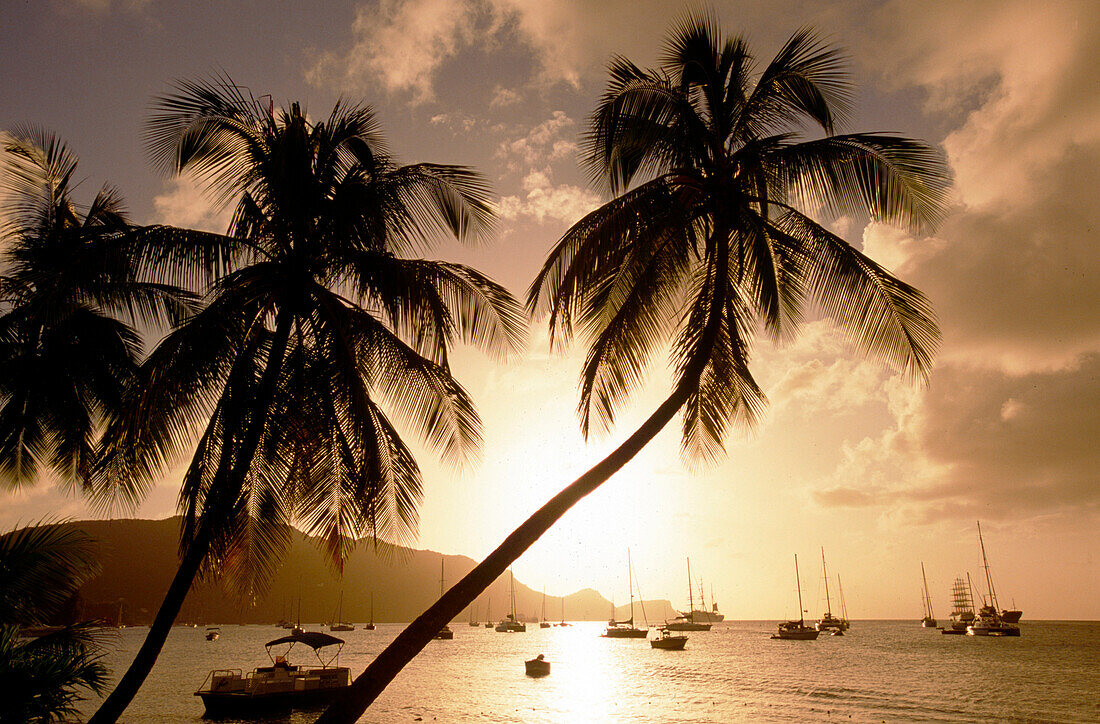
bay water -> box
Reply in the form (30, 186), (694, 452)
(77, 620), (1099, 722)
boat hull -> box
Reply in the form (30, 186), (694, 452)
(651, 635), (687, 650)
(602, 627), (648, 638)
(196, 685), (349, 718)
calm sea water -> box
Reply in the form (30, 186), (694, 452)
(77, 620), (1099, 722)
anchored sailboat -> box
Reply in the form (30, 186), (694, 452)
(603, 549), (648, 638)
(773, 554), (819, 640)
(666, 558), (712, 631)
(919, 562), (937, 628)
(967, 522), (1020, 636)
(816, 548), (849, 632)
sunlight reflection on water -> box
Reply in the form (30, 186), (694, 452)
(77, 620), (1100, 723)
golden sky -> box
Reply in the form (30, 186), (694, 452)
(2, 0), (1097, 619)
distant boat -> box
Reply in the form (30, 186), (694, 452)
(666, 558), (712, 631)
(194, 631), (349, 717)
(205, 627), (220, 641)
(967, 522), (1020, 637)
(942, 574), (976, 634)
(772, 554), (820, 640)
(495, 569), (526, 632)
(364, 593), (375, 631)
(920, 561), (937, 628)
(539, 589), (551, 628)
(650, 627), (688, 650)
(524, 653), (550, 677)
(556, 597), (571, 627)
(434, 557), (454, 640)
(603, 549), (649, 639)
(816, 548), (849, 632)
(329, 591), (355, 632)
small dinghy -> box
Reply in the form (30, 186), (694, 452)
(524, 654), (550, 677)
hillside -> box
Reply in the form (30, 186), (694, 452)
(53, 518), (672, 626)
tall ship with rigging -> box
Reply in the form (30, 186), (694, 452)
(941, 574), (976, 634)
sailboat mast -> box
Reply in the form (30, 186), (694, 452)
(627, 549), (635, 624)
(686, 557), (695, 621)
(921, 561), (934, 619)
(794, 554), (805, 625)
(977, 521), (999, 608)
(821, 547), (832, 615)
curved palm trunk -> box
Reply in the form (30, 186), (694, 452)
(86, 522), (211, 723)
(90, 312), (295, 724)
(316, 384), (690, 723)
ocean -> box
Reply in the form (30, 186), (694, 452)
(76, 620), (1099, 722)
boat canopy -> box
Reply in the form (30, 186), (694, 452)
(265, 631), (345, 649)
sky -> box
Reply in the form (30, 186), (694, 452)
(2, 0), (1097, 620)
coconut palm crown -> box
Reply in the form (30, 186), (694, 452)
(318, 19), (949, 723)
(529, 18), (949, 462)
(88, 78), (524, 723)
(0, 129), (188, 490)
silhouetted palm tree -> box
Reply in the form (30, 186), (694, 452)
(0, 521), (108, 723)
(0, 129), (188, 491)
(88, 78), (525, 723)
(320, 17), (949, 722)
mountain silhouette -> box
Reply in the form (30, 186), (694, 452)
(51, 518), (669, 626)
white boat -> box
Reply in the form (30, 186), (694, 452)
(602, 549), (648, 639)
(772, 554), (820, 641)
(194, 631), (350, 717)
(495, 569), (527, 632)
(967, 522), (1020, 637)
(650, 627), (688, 650)
(524, 654), (550, 677)
(816, 548), (850, 632)
(666, 558), (712, 631)
(920, 561), (937, 628)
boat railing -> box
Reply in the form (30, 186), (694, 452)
(195, 669), (244, 694)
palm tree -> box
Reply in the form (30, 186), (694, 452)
(318, 17), (950, 722)
(87, 78), (525, 723)
(0, 129), (188, 492)
(0, 521), (109, 723)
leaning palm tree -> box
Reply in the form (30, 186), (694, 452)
(0, 129), (187, 491)
(0, 521), (109, 723)
(319, 17), (949, 722)
(87, 79), (525, 723)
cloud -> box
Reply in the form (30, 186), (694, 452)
(307, 0), (488, 101)
(497, 169), (599, 225)
(151, 175), (234, 233)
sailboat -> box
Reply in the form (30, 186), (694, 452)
(363, 593), (375, 631)
(967, 522), (1020, 636)
(495, 569), (526, 632)
(772, 554), (820, 640)
(666, 558), (712, 631)
(434, 558), (454, 639)
(329, 591), (355, 632)
(942, 575), (975, 634)
(920, 562), (937, 628)
(555, 597), (571, 627)
(539, 588), (551, 628)
(816, 548), (849, 632)
(602, 550), (648, 638)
